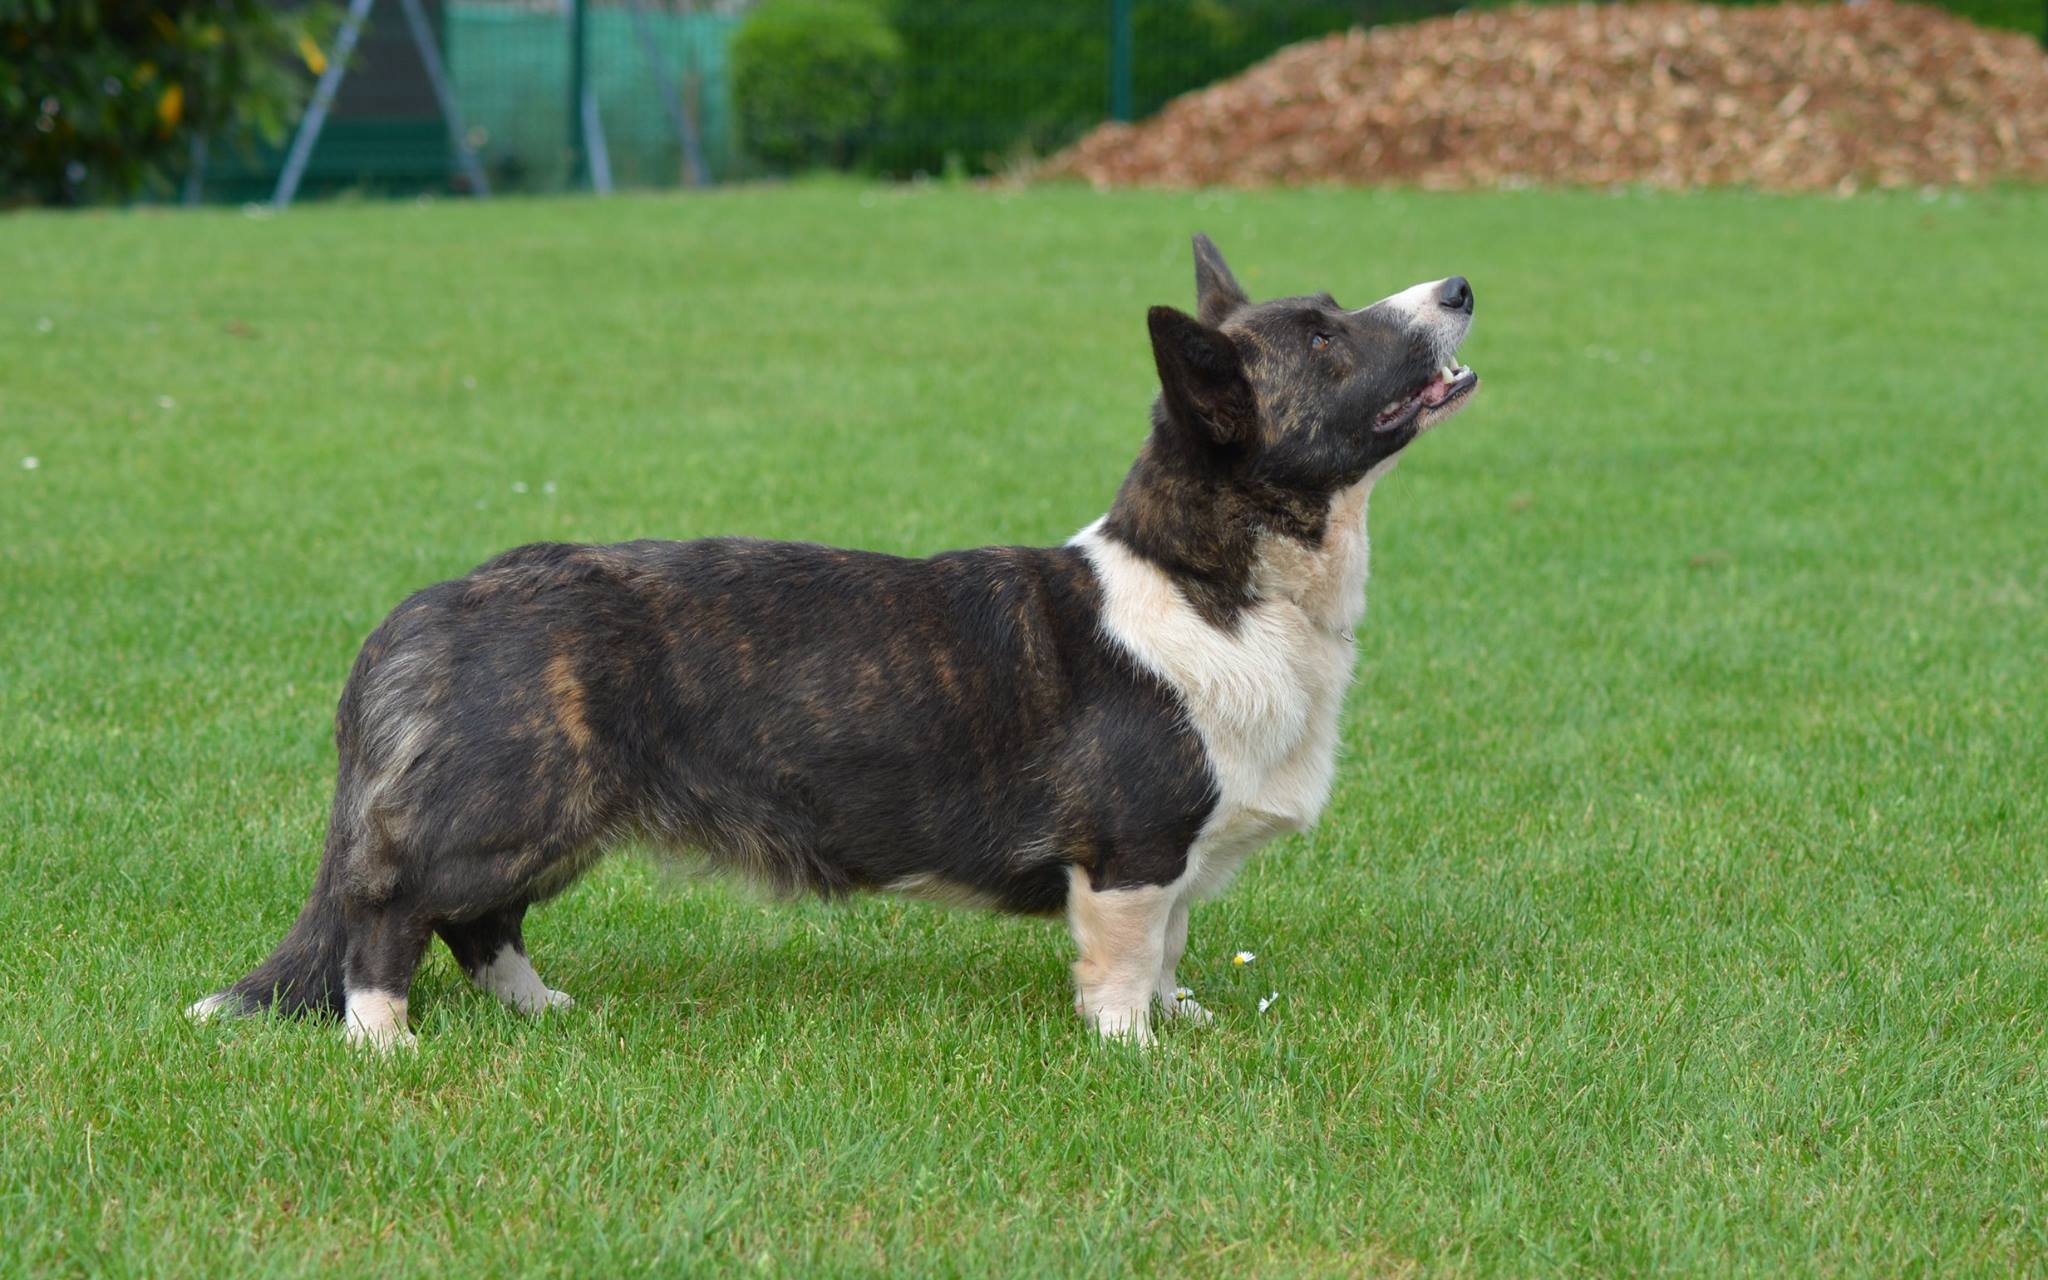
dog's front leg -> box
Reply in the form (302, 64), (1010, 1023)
(1152, 895), (1212, 1024)
(1066, 867), (1172, 1045)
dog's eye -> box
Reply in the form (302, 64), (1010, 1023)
(1310, 333), (1331, 351)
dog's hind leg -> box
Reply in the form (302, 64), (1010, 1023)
(341, 905), (433, 1051)
(438, 906), (574, 1015)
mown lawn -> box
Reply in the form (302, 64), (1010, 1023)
(2, 183), (2044, 1277)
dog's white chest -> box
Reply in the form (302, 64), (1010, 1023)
(1072, 478), (1375, 896)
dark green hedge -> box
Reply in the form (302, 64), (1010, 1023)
(877, 0), (1454, 175)
(1948, 0), (2043, 30)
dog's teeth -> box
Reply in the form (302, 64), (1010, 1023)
(1441, 364), (1457, 381)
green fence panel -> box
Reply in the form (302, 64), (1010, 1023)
(451, 2), (739, 193)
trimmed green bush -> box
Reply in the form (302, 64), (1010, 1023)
(0, 0), (329, 205)
(731, 0), (904, 172)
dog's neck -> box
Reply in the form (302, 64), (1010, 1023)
(1099, 440), (1262, 628)
(1249, 473), (1378, 637)
(1098, 437), (1378, 635)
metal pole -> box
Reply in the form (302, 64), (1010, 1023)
(273, 0), (377, 209)
(1109, 0), (1133, 122)
(183, 133), (207, 205)
(396, 0), (490, 196)
(567, 0), (588, 186)
(630, 0), (707, 186)
(582, 86), (613, 194)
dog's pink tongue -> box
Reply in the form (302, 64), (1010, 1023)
(1420, 374), (1452, 407)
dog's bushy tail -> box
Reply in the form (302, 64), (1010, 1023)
(191, 825), (351, 1021)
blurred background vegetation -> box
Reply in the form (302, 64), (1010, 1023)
(3, 0), (2044, 204)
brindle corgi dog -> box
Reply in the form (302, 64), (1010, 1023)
(190, 236), (1478, 1048)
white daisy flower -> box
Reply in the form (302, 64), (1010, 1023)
(1232, 950), (1256, 967)
(1257, 991), (1280, 1014)
(20, 456), (39, 470)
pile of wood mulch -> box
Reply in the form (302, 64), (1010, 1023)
(1039, 1), (2048, 192)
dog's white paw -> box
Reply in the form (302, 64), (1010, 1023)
(343, 1021), (418, 1052)
(1089, 1005), (1155, 1047)
(496, 981), (573, 1015)
(474, 947), (574, 1015)
(1157, 989), (1213, 1024)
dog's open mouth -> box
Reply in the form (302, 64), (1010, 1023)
(1375, 361), (1479, 433)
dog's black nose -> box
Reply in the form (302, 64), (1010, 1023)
(1436, 276), (1473, 314)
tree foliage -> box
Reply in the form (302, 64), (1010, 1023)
(1, 1), (331, 205)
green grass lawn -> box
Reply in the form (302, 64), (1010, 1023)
(2, 183), (2045, 1277)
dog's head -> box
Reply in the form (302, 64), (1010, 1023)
(1145, 234), (1477, 496)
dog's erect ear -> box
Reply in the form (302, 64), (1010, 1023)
(1148, 305), (1256, 449)
(1191, 233), (1249, 326)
